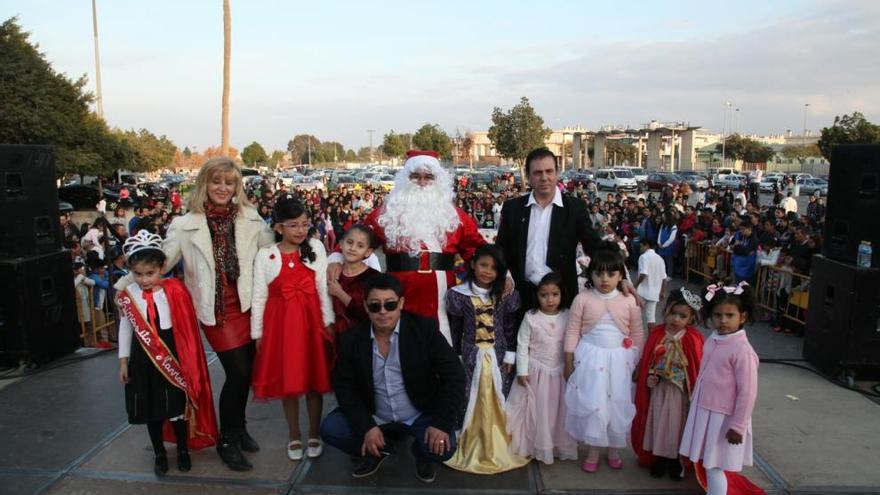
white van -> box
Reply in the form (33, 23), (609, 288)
(706, 167), (736, 184)
(595, 168), (638, 192)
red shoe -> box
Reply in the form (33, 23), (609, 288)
(772, 326), (782, 333)
(608, 457), (623, 469)
(582, 459), (599, 473)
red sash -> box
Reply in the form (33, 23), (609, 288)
(117, 289), (188, 392)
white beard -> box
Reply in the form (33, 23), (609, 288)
(378, 179), (460, 255)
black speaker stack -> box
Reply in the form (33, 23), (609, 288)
(0, 145), (80, 367)
(804, 145), (880, 378)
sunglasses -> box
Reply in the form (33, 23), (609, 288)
(366, 300), (400, 313)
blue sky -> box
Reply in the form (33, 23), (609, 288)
(3, 0), (878, 152)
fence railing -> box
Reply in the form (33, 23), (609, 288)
(754, 264), (810, 326)
(685, 239), (732, 283)
(75, 285), (116, 347)
(685, 239), (811, 326)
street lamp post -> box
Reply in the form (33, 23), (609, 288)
(803, 103), (810, 147)
(367, 129), (375, 163)
(721, 102), (732, 166)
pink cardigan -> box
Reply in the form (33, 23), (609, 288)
(694, 330), (759, 435)
(564, 290), (644, 353)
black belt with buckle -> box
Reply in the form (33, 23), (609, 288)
(386, 252), (455, 273)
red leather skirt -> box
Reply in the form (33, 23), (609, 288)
(201, 279), (251, 353)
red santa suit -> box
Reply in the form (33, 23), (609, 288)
(364, 205), (484, 343)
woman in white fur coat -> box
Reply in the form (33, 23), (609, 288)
(250, 197), (335, 461)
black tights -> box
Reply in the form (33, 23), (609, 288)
(147, 419), (188, 455)
(216, 342), (255, 435)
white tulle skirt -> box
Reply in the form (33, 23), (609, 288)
(563, 323), (638, 448)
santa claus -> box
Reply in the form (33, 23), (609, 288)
(329, 150), (485, 344)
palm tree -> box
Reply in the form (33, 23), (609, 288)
(221, 0), (231, 156)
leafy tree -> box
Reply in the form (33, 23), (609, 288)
(715, 134), (773, 163)
(412, 123), (451, 158)
(287, 134), (320, 165)
(241, 141), (268, 165)
(122, 129), (176, 171)
(487, 97), (551, 180)
(817, 112), (880, 160)
(381, 130), (408, 158)
(1, 17), (106, 176)
(605, 141), (637, 165)
(356, 147), (373, 161)
(344, 149), (358, 162)
(781, 144), (822, 165)
(267, 150), (286, 168)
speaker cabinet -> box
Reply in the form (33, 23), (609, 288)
(0, 145), (61, 257)
(823, 145), (880, 267)
(0, 251), (80, 366)
(804, 255), (880, 378)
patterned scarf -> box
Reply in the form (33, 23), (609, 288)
(204, 202), (240, 319)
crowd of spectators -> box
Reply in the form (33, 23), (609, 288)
(63, 166), (825, 345)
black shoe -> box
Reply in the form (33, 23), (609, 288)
(649, 457), (668, 478)
(239, 429), (260, 453)
(216, 434), (253, 472)
(668, 457), (684, 481)
(351, 453), (389, 478)
(177, 450), (191, 472)
(415, 460), (436, 483)
(154, 453), (169, 476)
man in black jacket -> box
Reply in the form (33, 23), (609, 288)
(320, 274), (466, 483)
(495, 148), (603, 313)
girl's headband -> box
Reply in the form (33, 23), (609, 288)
(680, 287), (703, 312)
(705, 281), (748, 302)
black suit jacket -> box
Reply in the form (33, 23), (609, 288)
(332, 311), (466, 437)
(495, 192), (601, 309)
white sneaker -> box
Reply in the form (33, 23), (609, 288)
(307, 438), (323, 458)
(287, 440), (303, 461)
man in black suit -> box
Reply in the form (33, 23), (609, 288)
(496, 147), (603, 313)
(320, 274), (466, 483)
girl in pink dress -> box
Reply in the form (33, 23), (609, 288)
(506, 272), (578, 464)
(679, 282), (760, 495)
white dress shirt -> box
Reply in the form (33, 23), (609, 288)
(525, 188), (563, 285)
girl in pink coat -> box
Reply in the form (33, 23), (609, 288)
(679, 281), (760, 495)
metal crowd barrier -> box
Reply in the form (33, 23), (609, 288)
(685, 240), (732, 283)
(75, 285), (117, 347)
(754, 264), (810, 326)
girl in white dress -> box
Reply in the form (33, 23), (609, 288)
(563, 242), (644, 473)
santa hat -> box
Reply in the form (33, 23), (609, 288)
(403, 149), (443, 176)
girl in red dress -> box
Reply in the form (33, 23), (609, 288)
(250, 198), (335, 461)
(327, 224), (379, 334)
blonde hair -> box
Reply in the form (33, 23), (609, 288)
(187, 157), (254, 213)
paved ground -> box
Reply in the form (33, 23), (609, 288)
(2, 277), (878, 495)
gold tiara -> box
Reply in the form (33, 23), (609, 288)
(123, 230), (163, 258)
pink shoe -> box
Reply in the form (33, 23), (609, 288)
(607, 457), (623, 469)
(581, 459), (599, 472)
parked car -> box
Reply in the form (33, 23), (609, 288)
(645, 172), (684, 191)
(706, 167), (736, 185)
(595, 168), (638, 192)
(678, 171), (709, 190)
(560, 169), (594, 186)
(759, 177), (783, 193)
(613, 167), (648, 188)
(798, 178), (828, 196)
(58, 185), (120, 210)
(714, 174), (748, 190)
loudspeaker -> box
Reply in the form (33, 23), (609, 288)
(0, 145), (61, 257)
(803, 255), (880, 378)
(0, 250), (80, 366)
(823, 145), (880, 267)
